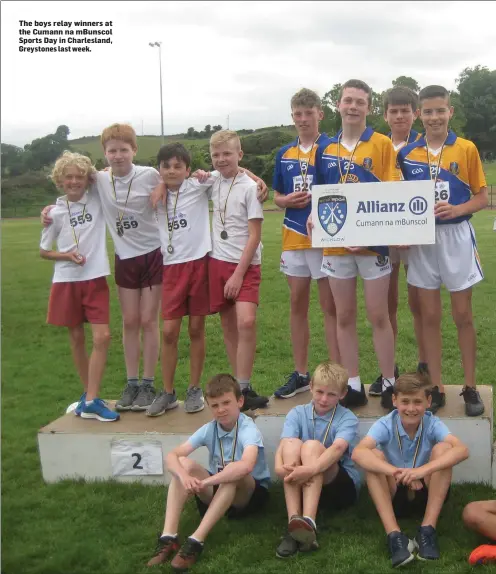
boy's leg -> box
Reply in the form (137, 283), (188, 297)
(407, 280), (428, 370)
(300, 440), (327, 522)
(188, 315), (206, 389)
(68, 325), (89, 391)
(450, 288), (476, 387)
(421, 442), (452, 528)
(317, 278), (340, 363)
(161, 319), (182, 394)
(280, 438), (304, 520)
(328, 276), (358, 376)
(220, 305), (238, 374)
(117, 286), (142, 379)
(235, 301), (257, 381)
(365, 450), (400, 534)
(86, 324), (111, 401)
(139, 284), (161, 379)
(287, 276), (312, 373)
(388, 262), (400, 344)
(463, 500), (496, 539)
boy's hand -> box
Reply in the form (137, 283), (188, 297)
(67, 250), (86, 265)
(224, 271), (243, 300)
(191, 169), (210, 183)
(275, 463), (290, 479)
(180, 473), (203, 494)
(434, 201), (459, 220)
(150, 183), (166, 208)
(409, 479), (424, 491)
(396, 466), (427, 486)
(41, 205), (55, 227)
(306, 214), (314, 238)
(283, 464), (315, 485)
(285, 191), (311, 209)
(256, 180), (268, 203)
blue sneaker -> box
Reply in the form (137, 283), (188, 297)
(74, 392), (87, 416)
(80, 398), (120, 422)
(274, 372), (310, 399)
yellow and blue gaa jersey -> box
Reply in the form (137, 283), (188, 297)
(316, 127), (398, 256)
(389, 129), (420, 180)
(273, 133), (331, 251)
(397, 130), (486, 225)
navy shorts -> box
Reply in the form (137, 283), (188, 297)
(393, 479), (451, 518)
(318, 464), (357, 511)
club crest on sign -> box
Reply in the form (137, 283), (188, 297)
(363, 157), (373, 171)
(318, 195), (347, 237)
(449, 161), (459, 175)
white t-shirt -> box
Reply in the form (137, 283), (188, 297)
(156, 174), (219, 265)
(210, 172), (264, 265)
(95, 165), (162, 260)
(40, 191), (110, 283)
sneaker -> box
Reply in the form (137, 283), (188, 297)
(274, 371), (310, 399)
(115, 383), (140, 412)
(131, 383), (157, 411)
(427, 386), (446, 415)
(387, 531), (417, 568)
(417, 363), (429, 376)
(288, 515), (317, 547)
(369, 374), (383, 396)
(171, 537), (203, 572)
(184, 387), (205, 413)
(146, 391), (178, 417)
(241, 387), (269, 412)
(460, 386), (485, 417)
(381, 382), (395, 412)
(415, 525), (440, 561)
(80, 398), (120, 422)
(147, 535), (180, 566)
(469, 544), (496, 565)
(74, 392), (87, 416)
(340, 384), (368, 408)
(276, 532), (299, 558)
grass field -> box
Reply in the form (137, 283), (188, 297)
(2, 211), (496, 574)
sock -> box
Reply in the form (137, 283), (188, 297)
(160, 532), (178, 540)
(188, 535), (204, 545)
(303, 515), (317, 531)
(85, 400), (94, 406)
(348, 376), (362, 392)
(382, 377), (396, 392)
(127, 377), (139, 387)
(142, 376), (155, 386)
(298, 372), (309, 379)
(237, 379), (250, 391)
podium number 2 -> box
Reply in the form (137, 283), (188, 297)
(132, 453), (143, 469)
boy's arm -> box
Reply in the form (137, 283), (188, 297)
(165, 441), (204, 493)
(40, 248), (85, 265)
(284, 439), (349, 484)
(351, 436), (400, 476)
(201, 445), (258, 486)
(435, 187), (488, 220)
(239, 168), (268, 202)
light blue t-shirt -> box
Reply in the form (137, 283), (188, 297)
(188, 412), (271, 488)
(367, 410), (451, 468)
(280, 402), (361, 491)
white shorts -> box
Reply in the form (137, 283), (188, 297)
(407, 221), (483, 292)
(280, 249), (326, 280)
(389, 247), (409, 266)
(321, 254), (392, 280)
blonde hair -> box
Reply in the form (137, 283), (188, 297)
(311, 361), (349, 394)
(50, 151), (96, 188)
(209, 129), (241, 150)
(291, 88), (322, 110)
(101, 123), (137, 151)
(393, 372), (432, 398)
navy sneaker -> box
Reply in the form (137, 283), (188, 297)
(80, 398), (120, 422)
(427, 386), (446, 415)
(274, 371), (310, 399)
(387, 531), (417, 568)
(340, 384), (368, 408)
(415, 525), (440, 560)
(460, 386), (485, 417)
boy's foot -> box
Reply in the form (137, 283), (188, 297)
(370, 365), (400, 396)
(427, 386), (446, 414)
(469, 544), (496, 565)
(274, 371), (310, 399)
(184, 387), (205, 413)
(171, 537), (203, 572)
(276, 532), (299, 558)
(131, 383), (156, 411)
(417, 362), (429, 376)
(387, 531), (416, 568)
(288, 515), (317, 547)
(340, 384), (368, 408)
(146, 391), (178, 417)
(381, 383), (394, 412)
(460, 386), (485, 417)
(415, 525), (440, 560)
(74, 392), (87, 416)
(80, 398), (120, 422)
(241, 387), (269, 411)
(147, 535), (180, 566)
(115, 383), (140, 411)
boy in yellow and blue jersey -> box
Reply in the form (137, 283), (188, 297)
(397, 85), (488, 417)
(272, 89), (340, 400)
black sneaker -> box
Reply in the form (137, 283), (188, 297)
(369, 374), (383, 396)
(387, 531), (416, 568)
(276, 532), (299, 558)
(241, 387), (269, 411)
(274, 371), (310, 399)
(340, 384), (368, 408)
(460, 386), (485, 417)
(417, 362), (429, 376)
(415, 525), (440, 560)
(427, 386), (446, 415)
(381, 379), (395, 412)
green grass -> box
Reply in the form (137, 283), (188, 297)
(2, 211), (496, 574)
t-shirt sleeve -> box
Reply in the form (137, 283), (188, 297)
(367, 418), (390, 446)
(272, 149), (284, 193)
(430, 417), (451, 444)
(281, 408), (302, 439)
(239, 423), (265, 449)
(147, 168), (162, 189)
(466, 142), (487, 194)
(40, 211), (61, 251)
(334, 413), (359, 445)
(187, 422), (211, 450)
(381, 139), (399, 181)
(245, 182), (264, 220)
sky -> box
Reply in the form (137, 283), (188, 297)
(2, 0), (496, 147)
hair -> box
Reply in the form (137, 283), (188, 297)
(209, 129), (241, 150)
(290, 88), (322, 110)
(393, 372), (432, 398)
(383, 86), (419, 113)
(311, 361), (349, 394)
(339, 79), (372, 106)
(418, 85), (450, 106)
(157, 143), (191, 169)
(101, 123), (138, 151)
(50, 151), (96, 188)
(205, 373), (241, 400)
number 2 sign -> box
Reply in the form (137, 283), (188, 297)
(110, 440), (164, 476)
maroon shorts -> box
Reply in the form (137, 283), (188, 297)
(114, 247), (162, 290)
(208, 257), (261, 313)
(47, 277), (110, 327)
(162, 256), (210, 320)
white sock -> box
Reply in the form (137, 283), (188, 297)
(188, 535), (204, 545)
(161, 532), (178, 540)
(237, 379), (250, 391)
(298, 372), (309, 379)
(303, 515), (317, 530)
(85, 400), (94, 406)
(382, 377), (396, 392)
(348, 376), (361, 392)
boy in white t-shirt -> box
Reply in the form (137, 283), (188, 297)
(40, 152), (118, 422)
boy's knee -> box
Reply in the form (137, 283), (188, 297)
(70, 328), (85, 346)
(162, 327), (179, 346)
(123, 314), (140, 330)
(368, 311), (389, 329)
(93, 329), (111, 349)
(188, 323), (204, 341)
(430, 442), (452, 460)
(237, 314), (256, 332)
(337, 308), (355, 327)
(452, 308), (473, 329)
(301, 439), (324, 456)
(422, 307), (441, 326)
(462, 502), (481, 529)
(141, 316), (158, 332)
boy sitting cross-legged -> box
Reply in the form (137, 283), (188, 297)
(147, 374), (270, 571)
(352, 373), (469, 568)
(274, 361), (360, 558)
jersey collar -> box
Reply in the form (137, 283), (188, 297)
(292, 133), (327, 148)
(331, 126), (374, 144)
(415, 129), (457, 149)
(388, 129), (418, 144)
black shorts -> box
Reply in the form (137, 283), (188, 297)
(318, 464), (357, 511)
(392, 479), (451, 519)
(114, 247), (162, 290)
(195, 479), (269, 520)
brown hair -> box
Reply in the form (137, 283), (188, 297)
(291, 88), (322, 110)
(419, 85), (450, 106)
(393, 372), (432, 398)
(383, 86), (418, 113)
(311, 361), (349, 394)
(205, 373), (241, 400)
(101, 123), (138, 151)
(339, 79), (372, 106)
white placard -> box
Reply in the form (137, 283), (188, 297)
(110, 439), (164, 476)
(311, 180), (435, 248)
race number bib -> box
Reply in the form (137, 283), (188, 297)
(434, 181), (450, 203)
(167, 214), (189, 232)
(293, 174), (313, 194)
(70, 213), (93, 227)
(116, 216), (139, 236)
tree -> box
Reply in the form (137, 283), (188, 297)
(392, 76), (420, 92)
(186, 127), (195, 138)
(212, 125), (222, 132)
(204, 124), (212, 136)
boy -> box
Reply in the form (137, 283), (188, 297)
(463, 500), (496, 565)
(352, 373), (469, 567)
(208, 130), (269, 410)
(146, 374), (270, 570)
(397, 85), (488, 416)
(272, 88), (340, 400)
(369, 86), (427, 402)
(313, 79), (398, 408)
(274, 361), (360, 558)
(40, 151), (118, 422)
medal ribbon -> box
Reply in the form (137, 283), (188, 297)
(66, 199), (86, 253)
(337, 131), (364, 183)
(218, 174), (237, 232)
(110, 169), (136, 228)
(312, 405), (337, 446)
(297, 134), (320, 191)
(395, 417), (424, 468)
(165, 188), (181, 250)
(425, 135), (447, 186)
(218, 420), (239, 468)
